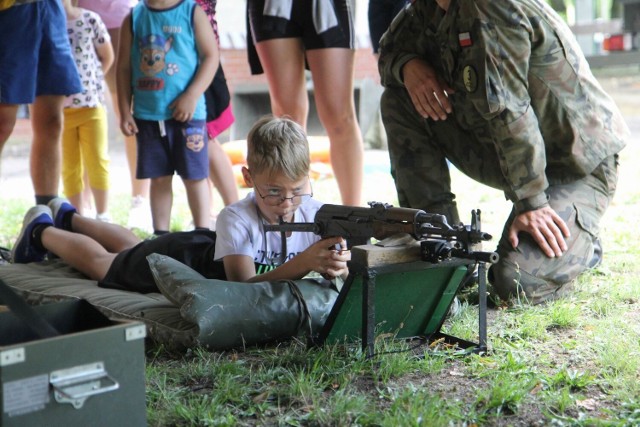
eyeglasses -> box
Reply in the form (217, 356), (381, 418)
(253, 176), (313, 206)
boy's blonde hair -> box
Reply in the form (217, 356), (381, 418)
(246, 115), (310, 181)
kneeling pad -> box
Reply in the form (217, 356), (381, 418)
(147, 253), (338, 350)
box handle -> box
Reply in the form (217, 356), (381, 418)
(50, 361), (119, 409)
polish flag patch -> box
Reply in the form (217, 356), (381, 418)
(459, 32), (472, 47)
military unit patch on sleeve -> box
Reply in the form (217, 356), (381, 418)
(463, 65), (478, 93)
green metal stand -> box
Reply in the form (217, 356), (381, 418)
(315, 258), (488, 358)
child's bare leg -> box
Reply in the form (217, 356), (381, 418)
(307, 49), (364, 206)
(254, 38), (308, 127)
(125, 133), (150, 200)
(30, 95), (65, 199)
(208, 138), (239, 206)
(102, 37), (150, 229)
(67, 192), (84, 215)
(69, 214), (141, 253)
(92, 187), (109, 217)
(183, 177), (210, 229)
(0, 104), (19, 154)
(81, 171), (94, 213)
(41, 226), (118, 281)
(150, 176), (173, 232)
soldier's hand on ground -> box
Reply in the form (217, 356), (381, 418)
(508, 206), (570, 258)
(402, 58), (454, 121)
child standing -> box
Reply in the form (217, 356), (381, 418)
(76, 0), (154, 233)
(0, 0), (82, 205)
(61, 0), (114, 221)
(11, 116), (350, 293)
(116, 0), (219, 235)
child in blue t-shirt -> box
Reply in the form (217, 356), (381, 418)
(116, 0), (218, 235)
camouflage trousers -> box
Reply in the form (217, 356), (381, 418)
(381, 86), (619, 304)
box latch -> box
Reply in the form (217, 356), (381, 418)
(49, 361), (119, 409)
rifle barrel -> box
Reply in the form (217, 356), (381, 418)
(263, 223), (320, 234)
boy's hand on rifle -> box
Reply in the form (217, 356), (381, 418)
(304, 237), (350, 280)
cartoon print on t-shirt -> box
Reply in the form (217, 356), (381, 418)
(66, 11), (109, 108)
(136, 34), (176, 91)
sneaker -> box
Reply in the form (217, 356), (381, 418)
(83, 208), (96, 220)
(96, 212), (112, 223)
(11, 206), (53, 264)
(127, 195), (153, 233)
(48, 197), (77, 230)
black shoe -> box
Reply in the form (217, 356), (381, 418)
(588, 238), (603, 268)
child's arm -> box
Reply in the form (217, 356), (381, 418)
(95, 37), (114, 76)
(115, 13), (137, 136)
(223, 237), (351, 283)
(169, 4), (219, 122)
(92, 13), (114, 75)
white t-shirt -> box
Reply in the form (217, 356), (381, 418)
(64, 10), (111, 109)
(215, 192), (324, 273)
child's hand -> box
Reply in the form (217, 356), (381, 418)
(305, 237), (350, 280)
(169, 91), (199, 122)
(119, 113), (138, 136)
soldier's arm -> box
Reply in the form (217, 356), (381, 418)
(379, 1), (453, 119)
(463, 2), (549, 215)
(463, 2), (569, 256)
(378, 1), (430, 88)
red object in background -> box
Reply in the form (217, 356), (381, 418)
(603, 33), (632, 51)
(604, 34), (625, 50)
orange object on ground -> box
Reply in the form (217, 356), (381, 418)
(226, 136), (333, 188)
(222, 136), (331, 165)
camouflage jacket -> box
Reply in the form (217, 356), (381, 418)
(379, 0), (629, 213)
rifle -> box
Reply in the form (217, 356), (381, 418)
(264, 202), (499, 264)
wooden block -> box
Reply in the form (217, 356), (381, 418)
(351, 241), (422, 268)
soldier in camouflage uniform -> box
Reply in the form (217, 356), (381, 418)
(378, 0), (629, 304)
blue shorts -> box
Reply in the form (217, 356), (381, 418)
(0, 0), (82, 104)
(135, 119), (209, 180)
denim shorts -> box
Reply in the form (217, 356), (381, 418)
(0, 0), (82, 103)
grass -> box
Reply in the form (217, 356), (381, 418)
(1, 73), (640, 425)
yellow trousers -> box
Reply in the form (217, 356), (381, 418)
(62, 106), (110, 197)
